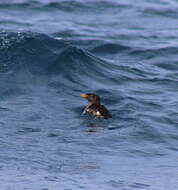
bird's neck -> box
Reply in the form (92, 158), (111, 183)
(88, 101), (100, 107)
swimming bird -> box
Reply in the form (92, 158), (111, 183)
(80, 93), (112, 119)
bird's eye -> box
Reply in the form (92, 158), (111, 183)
(89, 95), (94, 100)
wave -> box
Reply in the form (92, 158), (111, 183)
(90, 43), (131, 54)
(129, 46), (178, 59)
(0, 1), (130, 12)
(141, 7), (178, 18)
(0, 31), (118, 92)
(1, 31), (177, 95)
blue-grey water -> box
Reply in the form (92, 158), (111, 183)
(0, 0), (178, 190)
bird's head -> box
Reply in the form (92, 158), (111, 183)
(80, 93), (100, 105)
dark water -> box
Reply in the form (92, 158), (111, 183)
(0, 0), (178, 189)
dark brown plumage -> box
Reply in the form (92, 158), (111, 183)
(80, 93), (112, 119)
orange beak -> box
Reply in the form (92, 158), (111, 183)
(80, 93), (88, 99)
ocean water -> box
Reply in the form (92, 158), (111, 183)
(0, 0), (178, 189)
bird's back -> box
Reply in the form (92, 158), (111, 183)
(87, 104), (112, 119)
(99, 105), (112, 119)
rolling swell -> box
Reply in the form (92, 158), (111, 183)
(0, 1), (128, 12)
(0, 31), (117, 92)
(1, 31), (177, 91)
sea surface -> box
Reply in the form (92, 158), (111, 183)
(0, 0), (178, 190)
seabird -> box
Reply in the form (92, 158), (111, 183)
(80, 93), (112, 119)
